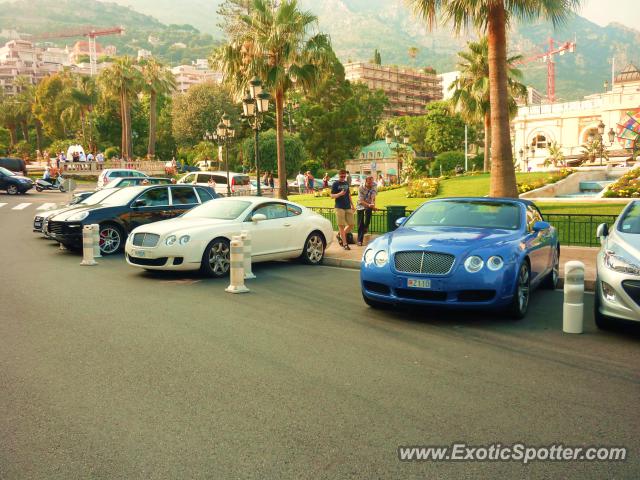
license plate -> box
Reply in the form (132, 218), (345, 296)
(34, 221), (42, 227)
(134, 250), (146, 257)
(407, 278), (431, 289)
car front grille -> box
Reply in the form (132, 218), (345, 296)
(396, 288), (448, 301)
(394, 251), (455, 275)
(47, 221), (81, 236)
(132, 232), (160, 247)
(127, 255), (168, 267)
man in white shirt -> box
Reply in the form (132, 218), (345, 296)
(86, 152), (94, 162)
(295, 171), (305, 194)
(79, 152), (86, 162)
(96, 152), (104, 163)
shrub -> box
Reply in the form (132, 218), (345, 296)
(603, 167), (640, 198)
(431, 151), (465, 176)
(517, 169), (573, 194)
(406, 177), (439, 198)
(299, 160), (322, 177)
(104, 146), (120, 160)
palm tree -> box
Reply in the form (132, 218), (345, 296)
(98, 57), (143, 160)
(544, 141), (565, 169)
(212, 0), (334, 199)
(68, 75), (98, 151)
(450, 37), (526, 172)
(0, 95), (20, 146)
(407, 0), (581, 197)
(140, 58), (176, 158)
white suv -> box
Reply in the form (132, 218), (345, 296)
(97, 169), (148, 188)
(177, 171), (251, 196)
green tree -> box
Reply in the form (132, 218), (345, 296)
(544, 141), (565, 168)
(450, 37), (526, 172)
(140, 57), (176, 158)
(0, 95), (20, 146)
(421, 101), (468, 155)
(241, 129), (306, 177)
(371, 49), (382, 65)
(67, 75), (98, 151)
(98, 56), (143, 160)
(33, 72), (74, 141)
(408, 0), (581, 197)
(212, 0), (334, 199)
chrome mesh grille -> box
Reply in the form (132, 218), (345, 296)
(394, 251), (455, 275)
(132, 233), (160, 247)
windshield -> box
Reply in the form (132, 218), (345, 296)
(0, 166), (15, 176)
(183, 199), (251, 220)
(98, 187), (145, 206)
(80, 189), (118, 205)
(619, 202), (640, 234)
(405, 200), (521, 230)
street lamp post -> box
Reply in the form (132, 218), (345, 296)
(242, 76), (271, 196)
(385, 126), (409, 181)
(598, 120), (606, 166)
(217, 114), (235, 196)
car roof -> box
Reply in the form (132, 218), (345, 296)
(191, 171), (248, 176)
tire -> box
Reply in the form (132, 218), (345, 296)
(362, 292), (388, 309)
(200, 238), (231, 277)
(98, 223), (124, 255)
(59, 185), (65, 193)
(594, 277), (615, 330)
(6, 184), (18, 195)
(507, 262), (531, 319)
(35, 185), (43, 192)
(541, 247), (560, 289)
(300, 231), (325, 265)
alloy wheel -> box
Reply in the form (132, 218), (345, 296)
(305, 234), (324, 264)
(208, 241), (230, 275)
(7, 185), (18, 195)
(99, 226), (121, 255)
(517, 264), (530, 314)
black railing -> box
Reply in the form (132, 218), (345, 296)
(309, 207), (616, 247)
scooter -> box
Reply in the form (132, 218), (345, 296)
(35, 174), (66, 192)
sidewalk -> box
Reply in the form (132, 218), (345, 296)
(323, 233), (598, 291)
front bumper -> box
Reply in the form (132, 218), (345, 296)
(18, 182), (33, 193)
(596, 255), (640, 322)
(125, 241), (201, 271)
(360, 261), (517, 309)
(43, 220), (83, 246)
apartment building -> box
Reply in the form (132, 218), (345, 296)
(344, 62), (443, 117)
(0, 40), (63, 95)
(171, 62), (223, 93)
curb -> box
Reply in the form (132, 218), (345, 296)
(323, 256), (596, 292)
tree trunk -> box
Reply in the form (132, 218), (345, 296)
(120, 91), (126, 159)
(87, 108), (95, 152)
(147, 91), (157, 158)
(487, 4), (518, 198)
(20, 121), (28, 142)
(80, 110), (87, 148)
(275, 89), (288, 200)
(35, 120), (43, 152)
(483, 112), (491, 172)
(8, 126), (17, 147)
(125, 97), (133, 160)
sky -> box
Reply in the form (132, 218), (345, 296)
(579, 0), (640, 29)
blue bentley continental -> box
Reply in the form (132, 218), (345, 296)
(360, 198), (560, 318)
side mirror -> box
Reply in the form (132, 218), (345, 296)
(395, 217), (407, 228)
(532, 220), (551, 232)
(596, 223), (609, 241)
(132, 199), (146, 208)
(252, 213), (267, 223)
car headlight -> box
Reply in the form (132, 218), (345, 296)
(179, 235), (190, 245)
(363, 249), (374, 265)
(374, 250), (388, 267)
(67, 211), (89, 221)
(464, 255), (484, 273)
(487, 255), (504, 271)
(165, 235), (177, 246)
(603, 250), (640, 275)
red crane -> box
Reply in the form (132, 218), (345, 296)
(33, 26), (125, 75)
(516, 37), (576, 103)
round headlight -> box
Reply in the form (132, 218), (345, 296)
(179, 235), (190, 245)
(464, 255), (484, 273)
(68, 211), (89, 222)
(165, 235), (177, 246)
(487, 255), (504, 271)
(374, 250), (388, 267)
(363, 249), (374, 265)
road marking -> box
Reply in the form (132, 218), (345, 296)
(12, 203), (31, 210)
(37, 203), (57, 210)
(0, 203), (6, 209)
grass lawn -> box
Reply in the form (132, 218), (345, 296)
(292, 173), (627, 215)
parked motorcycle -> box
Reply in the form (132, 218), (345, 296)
(35, 174), (66, 192)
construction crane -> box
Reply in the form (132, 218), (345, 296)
(516, 37), (576, 103)
(33, 26), (125, 76)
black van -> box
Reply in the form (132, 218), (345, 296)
(0, 157), (28, 176)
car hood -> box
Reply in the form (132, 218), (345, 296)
(132, 216), (238, 236)
(609, 229), (640, 259)
(382, 225), (521, 256)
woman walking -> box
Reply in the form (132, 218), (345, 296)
(356, 176), (377, 247)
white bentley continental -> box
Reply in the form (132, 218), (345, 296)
(124, 197), (334, 276)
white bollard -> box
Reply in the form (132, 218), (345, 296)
(225, 236), (249, 294)
(59, 242), (67, 251)
(91, 224), (102, 258)
(240, 230), (256, 279)
(80, 225), (97, 266)
(563, 260), (584, 334)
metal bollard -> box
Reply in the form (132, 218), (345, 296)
(225, 236), (249, 294)
(80, 225), (97, 266)
(563, 260), (584, 333)
(91, 224), (102, 258)
(240, 230), (256, 279)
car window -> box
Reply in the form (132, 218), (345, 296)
(118, 179), (135, 187)
(0, 166), (13, 176)
(252, 203), (287, 220)
(406, 200), (520, 230)
(287, 204), (302, 217)
(619, 203), (640, 234)
(195, 187), (215, 202)
(526, 206), (543, 232)
(183, 199), (251, 219)
(134, 172), (147, 178)
(196, 173), (211, 183)
(233, 175), (250, 186)
(135, 187), (170, 207)
(213, 175), (227, 185)
(171, 186), (198, 205)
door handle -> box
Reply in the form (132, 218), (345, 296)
(283, 223), (291, 227)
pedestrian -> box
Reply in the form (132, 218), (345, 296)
(170, 178), (177, 184)
(96, 151), (104, 164)
(377, 174), (385, 187)
(306, 171), (315, 193)
(296, 171), (305, 194)
(262, 171), (269, 186)
(323, 172), (329, 189)
(208, 176), (216, 189)
(86, 151), (94, 162)
(268, 172), (274, 189)
(79, 151), (86, 162)
(356, 176), (376, 246)
(331, 169), (355, 250)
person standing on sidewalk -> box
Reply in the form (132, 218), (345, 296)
(331, 169), (354, 250)
(356, 176), (377, 246)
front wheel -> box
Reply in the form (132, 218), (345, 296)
(99, 224), (124, 255)
(300, 232), (325, 265)
(200, 238), (230, 277)
(35, 185), (43, 192)
(6, 185), (18, 195)
(507, 262), (531, 319)
(59, 185), (65, 192)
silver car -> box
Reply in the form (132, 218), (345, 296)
(595, 201), (640, 328)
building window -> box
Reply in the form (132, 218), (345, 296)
(360, 152), (365, 159)
(531, 134), (547, 149)
(376, 152), (383, 158)
(368, 152), (374, 159)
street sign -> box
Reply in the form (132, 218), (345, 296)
(62, 178), (77, 192)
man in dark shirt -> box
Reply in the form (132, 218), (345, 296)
(331, 169), (355, 250)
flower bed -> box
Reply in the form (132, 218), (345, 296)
(603, 167), (640, 198)
(406, 177), (439, 198)
(517, 169), (574, 194)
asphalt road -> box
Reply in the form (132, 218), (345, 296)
(1, 191), (639, 479)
